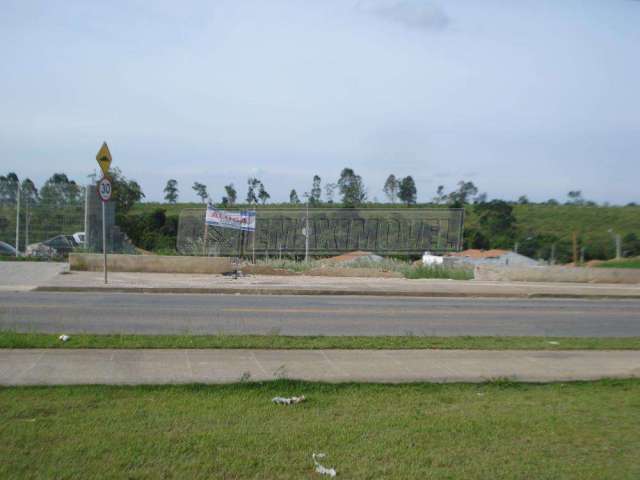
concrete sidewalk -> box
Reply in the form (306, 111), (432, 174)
(35, 270), (640, 299)
(0, 262), (67, 292)
(2, 349), (639, 385)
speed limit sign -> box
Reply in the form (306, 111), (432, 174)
(97, 176), (112, 202)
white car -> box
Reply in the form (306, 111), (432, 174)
(72, 232), (85, 245)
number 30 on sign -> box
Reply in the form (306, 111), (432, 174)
(97, 176), (112, 202)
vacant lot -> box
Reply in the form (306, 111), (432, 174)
(1, 380), (639, 479)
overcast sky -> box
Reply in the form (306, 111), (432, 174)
(1, 0), (639, 204)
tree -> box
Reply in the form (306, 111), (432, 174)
(447, 181), (478, 207)
(337, 168), (366, 207)
(246, 177), (260, 204)
(258, 182), (270, 205)
(433, 185), (447, 205)
(567, 190), (585, 206)
(324, 183), (337, 204)
(21, 178), (39, 204)
(224, 184), (237, 206)
(192, 182), (209, 203)
(0, 173), (19, 204)
(40, 173), (82, 207)
(473, 200), (517, 249)
(518, 195), (529, 205)
(622, 233), (640, 257)
(383, 174), (399, 203)
(163, 179), (178, 204)
(473, 192), (488, 204)
(110, 168), (145, 213)
(310, 175), (322, 205)
(20, 178), (39, 223)
(398, 176), (417, 206)
(289, 189), (300, 204)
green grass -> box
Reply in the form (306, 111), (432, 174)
(596, 257), (640, 269)
(251, 256), (473, 279)
(1, 380), (640, 478)
(0, 255), (50, 262)
(403, 264), (474, 280)
(2, 331), (639, 350)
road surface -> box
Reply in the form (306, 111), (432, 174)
(1, 292), (639, 336)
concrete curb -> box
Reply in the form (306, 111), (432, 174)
(33, 285), (640, 300)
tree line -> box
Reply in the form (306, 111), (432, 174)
(159, 167), (623, 209)
(0, 170), (144, 215)
(1, 169), (634, 211)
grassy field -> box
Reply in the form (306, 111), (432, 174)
(2, 331), (640, 350)
(1, 380), (639, 479)
(596, 257), (640, 269)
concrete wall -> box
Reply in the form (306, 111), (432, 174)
(70, 253), (234, 274)
(475, 264), (640, 284)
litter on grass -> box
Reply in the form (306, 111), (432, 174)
(58, 335), (70, 342)
(312, 453), (336, 477)
(272, 395), (306, 405)
(547, 341), (560, 345)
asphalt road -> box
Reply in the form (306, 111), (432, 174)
(1, 291), (639, 337)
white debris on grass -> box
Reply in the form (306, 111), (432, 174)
(58, 335), (70, 342)
(547, 341), (560, 345)
(272, 395), (306, 405)
(312, 453), (337, 477)
(422, 251), (444, 266)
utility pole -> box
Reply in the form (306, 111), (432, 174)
(25, 193), (29, 249)
(15, 179), (20, 257)
(84, 174), (92, 248)
(303, 192), (310, 263)
(608, 229), (622, 260)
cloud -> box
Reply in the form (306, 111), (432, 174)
(359, 0), (450, 31)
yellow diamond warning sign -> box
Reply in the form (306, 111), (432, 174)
(96, 142), (112, 175)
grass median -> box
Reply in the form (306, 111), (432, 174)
(2, 331), (640, 350)
(1, 380), (639, 479)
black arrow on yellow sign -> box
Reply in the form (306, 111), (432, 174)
(96, 142), (112, 175)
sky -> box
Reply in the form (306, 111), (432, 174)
(1, 0), (639, 204)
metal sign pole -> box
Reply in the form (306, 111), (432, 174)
(95, 142), (113, 284)
(102, 200), (107, 284)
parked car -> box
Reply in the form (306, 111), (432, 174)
(26, 235), (79, 258)
(0, 241), (17, 256)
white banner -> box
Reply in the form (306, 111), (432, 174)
(206, 206), (256, 231)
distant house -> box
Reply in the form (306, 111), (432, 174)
(445, 249), (539, 267)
